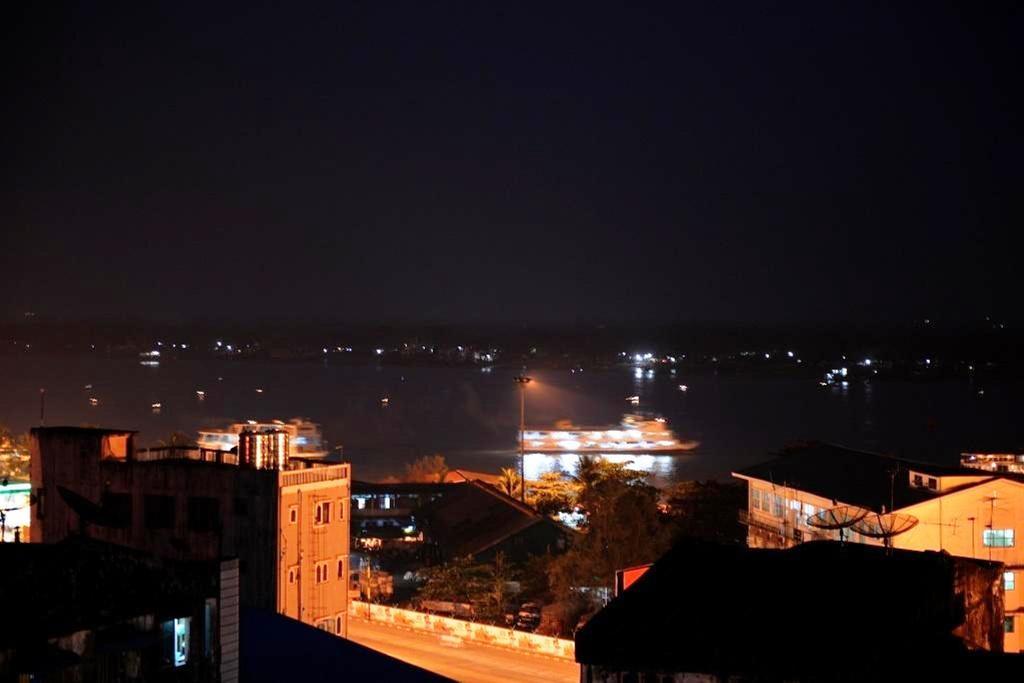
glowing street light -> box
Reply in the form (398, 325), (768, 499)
(514, 375), (533, 502)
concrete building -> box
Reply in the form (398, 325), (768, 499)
(29, 426), (350, 637)
(576, 539), (1021, 682)
(734, 443), (1024, 652)
(0, 537), (239, 682)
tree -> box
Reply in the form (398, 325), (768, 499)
(528, 471), (578, 517)
(662, 480), (746, 545)
(416, 553), (514, 622)
(404, 454), (449, 483)
(548, 456), (671, 602)
(497, 467), (522, 498)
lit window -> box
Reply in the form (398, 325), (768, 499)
(771, 496), (783, 518)
(751, 489), (761, 510)
(356, 497), (366, 510)
(983, 529), (1015, 548)
(162, 617), (191, 667)
(789, 500), (801, 512)
(1005, 572), (1016, 591)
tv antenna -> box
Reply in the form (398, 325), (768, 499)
(852, 512), (919, 550)
(807, 505), (870, 542)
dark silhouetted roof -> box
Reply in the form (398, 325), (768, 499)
(423, 480), (573, 558)
(240, 608), (449, 682)
(734, 442), (989, 511)
(0, 537), (217, 647)
(576, 539), (1017, 679)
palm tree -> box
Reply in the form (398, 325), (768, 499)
(497, 467), (522, 498)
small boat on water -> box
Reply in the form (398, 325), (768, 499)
(521, 413), (699, 453)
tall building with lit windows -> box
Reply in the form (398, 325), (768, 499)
(734, 443), (1024, 652)
(29, 426), (351, 637)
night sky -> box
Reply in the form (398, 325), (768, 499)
(5, 3), (1020, 324)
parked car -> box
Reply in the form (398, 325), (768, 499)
(514, 602), (542, 631)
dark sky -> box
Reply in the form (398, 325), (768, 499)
(5, 2), (1020, 324)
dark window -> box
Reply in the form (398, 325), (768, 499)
(336, 616), (342, 634)
(145, 495), (175, 529)
(102, 492), (133, 528)
(337, 559), (344, 578)
(35, 488), (46, 519)
(188, 496), (220, 532)
(927, 477), (938, 490)
(912, 474), (923, 486)
(233, 497), (249, 516)
(1005, 616), (1016, 634)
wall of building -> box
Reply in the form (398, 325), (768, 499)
(351, 601), (575, 660)
(277, 465), (351, 637)
(896, 479), (1024, 652)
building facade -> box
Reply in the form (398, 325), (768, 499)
(30, 426), (350, 637)
(734, 444), (1024, 652)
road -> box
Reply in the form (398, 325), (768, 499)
(346, 616), (579, 683)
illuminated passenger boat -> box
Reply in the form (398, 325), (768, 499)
(521, 414), (698, 453)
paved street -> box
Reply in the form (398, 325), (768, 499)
(346, 616), (579, 683)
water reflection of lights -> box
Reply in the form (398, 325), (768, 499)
(523, 452), (680, 482)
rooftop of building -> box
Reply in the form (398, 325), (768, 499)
(0, 536), (220, 648)
(576, 538), (1016, 678)
(734, 442), (994, 511)
(421, 479), (573, 558)
(30, 426), (137, 436)
(240, 608), (449, 682)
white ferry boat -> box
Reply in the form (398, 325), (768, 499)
(521, 414), (698, 453)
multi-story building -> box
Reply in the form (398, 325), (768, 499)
(734, 443), (1024, 652)
(576, 538), (1021, 681)
(30, 426), (350, 637)
(0, 536), (239, 682)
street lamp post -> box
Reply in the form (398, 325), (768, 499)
(513, 375), (532, 502)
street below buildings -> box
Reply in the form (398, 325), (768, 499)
(346, 615), (579, 683)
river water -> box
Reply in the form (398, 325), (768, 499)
(1, 355), (1019, 484)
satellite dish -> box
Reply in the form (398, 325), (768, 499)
(852, 512), (919, 548)
(806, 505), (870, 542)
(807, 505), (870, 530)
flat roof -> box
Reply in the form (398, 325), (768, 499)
(734, 442), (988, 511)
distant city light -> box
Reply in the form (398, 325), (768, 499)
(787, 350), (794, 358)
(375, 348), (384, 355)
(678, 384), (688, 392)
